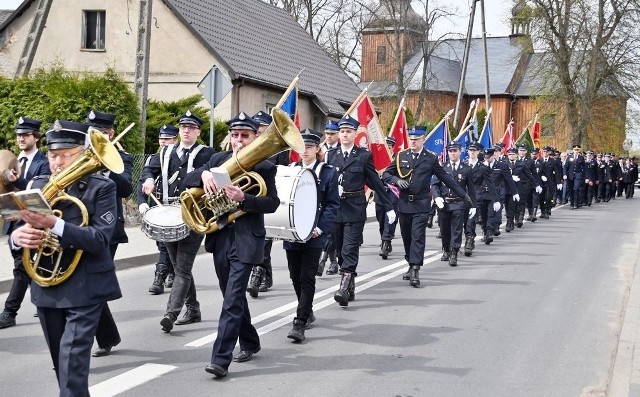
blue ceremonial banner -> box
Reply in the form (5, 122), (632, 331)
(280, 87), (297, 120)
(479, 115), (493, 150)
(454, 128), (472, 161)
(424, 119), (449, 163)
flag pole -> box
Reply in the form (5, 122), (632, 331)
(344, 81), (373, 116)
(459, 99), (476, 134)
(275, 68), (304, 109)
(388, 96), (405, 139)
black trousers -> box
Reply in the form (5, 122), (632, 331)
(258, 239), (273, 274)
(438, 207), (464, 249)
(334, 221), (365, 275)
(375, 203), (398, 241)
(399, 212), (429, 266)
(95, 245), (121, 348)
(210, 227), (260, 369)
(164, 231), (203, 319)
(286, 248), (321, 322)
(156, 241), (174, 273)
(38, 302), (103, 397)
(3, 255), (30, 315)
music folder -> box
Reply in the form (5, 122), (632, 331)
(0, 189), (53, 221)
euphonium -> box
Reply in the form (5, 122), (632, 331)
(23, 129), (124, 287)
(180, 108), (304, 234)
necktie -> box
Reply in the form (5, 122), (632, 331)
(181, 146), (191, 160)
(413, 152), (418, 160)
(544, 158), (547, 163)
(452, 162), (457, 172)
(19, 157), (27, 177)
(343, 151), (349, 160)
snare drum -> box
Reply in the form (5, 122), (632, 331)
(265, 166), (319, 242)
(141, 204), (190, 242)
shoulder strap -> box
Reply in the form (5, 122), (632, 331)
(187, 144), (206, 173)
(161, 144), (175, 204)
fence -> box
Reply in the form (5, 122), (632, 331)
(124, 153), (152, 227)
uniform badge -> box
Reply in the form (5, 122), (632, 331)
(239, 112), (246, 120)
(458, 173), (462, 180)
(18, 116), (24, 125)
(88, 110), (96, 120)
(53, 120), (62, 131)
(101, 211), (114, 224)
(186, 110), (193, 117)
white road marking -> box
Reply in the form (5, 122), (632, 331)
(185, 250), (439, 347)
(89, 363), (176, 397)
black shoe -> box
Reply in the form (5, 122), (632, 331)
(426, 214), (434, 228)
(92, 337), (120, 358)
(484, 233), (493, 245)
(326, 261), (339, 275)
(259, 271), (273, 293)
(409, 265), (420, 287)
(440, 249), (450, 261)
(0, 311), (16, 328)
(160, 314), (175, 333)
(317, 252), (328, 276)
(305, 312), (316, 329)
(334, 273), (354, 306)
(505, 219), (514, 232)
(148, 263), (168, 295)
(449, 248), (459, 267)
(247, 267), (264, 298)
(233, 346), (261, 363)
(175, 308), (201, 325)
(493, 230), (501, 236)
(205, 363), (228, 378)
(531, 216), (537, 222)
(287, 319), (306, 342)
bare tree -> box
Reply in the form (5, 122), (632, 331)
(520, 0), (640, 148)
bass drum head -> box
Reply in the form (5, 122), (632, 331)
(291, 168), (318, 240)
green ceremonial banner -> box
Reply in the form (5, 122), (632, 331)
(515, 128), (535, 150)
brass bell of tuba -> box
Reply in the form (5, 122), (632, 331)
(22, 128), (124, 287)
(180, 108), (304, 234)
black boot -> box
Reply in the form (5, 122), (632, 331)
(409, 265), (420, 287)
(440, 248), (450, 261)
(464, 236), (473, 257)
(148, 264), (168, 295)
(484, 230), (494, 245)
(334, 273), (354, 306)
(506, 218), (514, 232)
(326, 251), (338, 275)
(402, 266), (411, 280)
(531, 207), (538, 222)
(165, 271), (174, 288)
(259, 268), (273, 292)
(247, 266), (264, 298)
(449, 248), (459, 267)
(380, 240), (391, 260)
(516, 212), (525, 227)
(426, 213), (434, 228)
(317, 251), (328, 276)
(348, 275), (355, 301)
(287, 318), (306, 342)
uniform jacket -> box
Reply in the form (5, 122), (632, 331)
(184, 151), (279, 264)
(465, 159), (499, 203)
(107, 150), (133, 244)
(506, 159), (537, 192)
(12, 151), (50, 190)
(383, 149), (469, 214)
(17, 175), (122, 308)
(595, 161), (606, 183)
(535, 157), (562, 187)
(488, 160), (518, 195)
(517, 157), (542, 187)
(327, 146), (393, 222)
(431, 161), (477, 210)
(584, 159), (597, 181)
(140, 144), (215, 202)
(284, 162), (340, 250)
(623, 163), (636, 184)
(268, 150), (292, 166)
(564, 154), (585, 180)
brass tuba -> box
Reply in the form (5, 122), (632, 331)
(23, 129), (124, 287)
(180, 108), (304, 234)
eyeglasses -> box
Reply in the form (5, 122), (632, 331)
(16, 133), (34, 138)
(180, 125), (199, 131)
(47, 149), (84, 161)
(230, 132), (253, 139)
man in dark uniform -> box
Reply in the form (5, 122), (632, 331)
(564, 144), (585, 209)
(583, 150), (597, 206)
(536, 146), (562, 218)
(0, 117), (50, 329)
(10, 120), (122, 396)
(595, 153), (606, 202)
(320, 121), (340, 275)
(327, 115), (395, 304)
(604, 153), (615, 201)
(505, 147), (539, 231)
(140, 110), (215, 332)
(485, 147), (518, 242)
(85, 110), (133, 357)
(431, 142), (476, 267)
(183, 111), (279, 378)
(516, 144), (542, 224)
(463, 142), (498, 256)
(628, 157), (637, 198)
(623, 157), (636, 198)
(138, 125), (179, 294)
(375, 136), (399, 260)
(383, 127), (472, 286)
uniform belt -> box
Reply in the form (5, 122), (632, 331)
(444, 197), (462, 203)
(400, 193), (429, 202)
(341, 190), (365, 199)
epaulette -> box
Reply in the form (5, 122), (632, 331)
(425, 150), (437, 157)
(90, 173), (110, 181)
(30, 175), (48, 181)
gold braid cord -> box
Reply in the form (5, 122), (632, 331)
(396, 149), (414, 179)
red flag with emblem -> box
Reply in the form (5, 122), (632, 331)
(501, 119), (515, 155)
(532, 113), (541, 150)
(348, 94), (393, 171)
(388, 97), (408, 153)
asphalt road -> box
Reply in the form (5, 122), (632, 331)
(1, 199), (639, 397)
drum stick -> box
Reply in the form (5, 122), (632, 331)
(149, 194), (163, 207)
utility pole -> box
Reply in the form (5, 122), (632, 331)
(15, 0), (53, 77)
(134, 0), (153, 147)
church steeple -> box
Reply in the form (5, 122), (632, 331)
(510, 0), (532, 37)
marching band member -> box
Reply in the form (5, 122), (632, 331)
(0, 117), (50, 329)
(10, 120), (121, 396)
(383, 128), (472, 286)
(137, 125), (179, 294)
(183, 112), (279, 378)
(140, 110), (215, 333)
(283, 129), (340, 342)
(319, 121), (340, 275)
(85, 110), (133, 357)
(326, 115), (395, 305)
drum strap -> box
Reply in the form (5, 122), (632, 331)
(187, 144), (205, 173)
(161, 144), (175, 204)
(312, 161), (325, 180)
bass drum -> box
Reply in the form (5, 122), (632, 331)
(141, 204), (190, 242)
(265, 165), (318, 242)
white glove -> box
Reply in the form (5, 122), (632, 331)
(386, 210), (396, 224)
(493, 202), (501, 212)
(468, 208), (476, 219)
(535, 185), (542, 194)
(513, 194), (520, 202)
(541, 175), (548, 182)
(556, 184), (563, 190)
(138, 203), (150, 215)
(338, 185), (344, 196)
(512, 175), (520, 182)
(434, 197), (445, 209)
